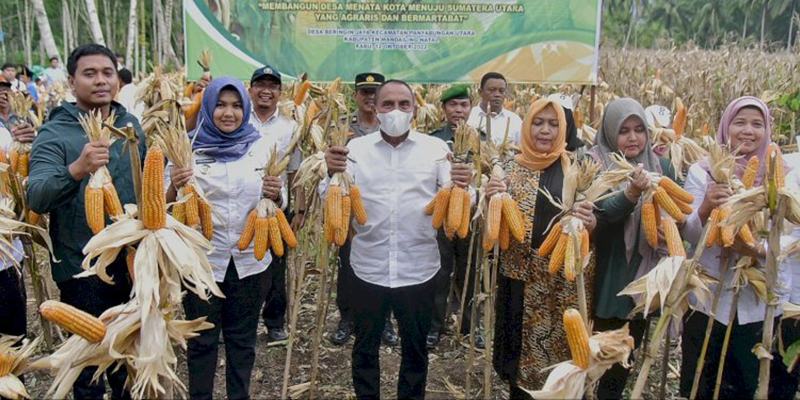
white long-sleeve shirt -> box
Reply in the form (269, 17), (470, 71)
(467, 105), (522, 146)
(319, 131), (453, 288)
(166, 136), (287, 282)
(681, 162), (800, 325)
(250, 110), (301, 172)
(0, 126), (23, 272)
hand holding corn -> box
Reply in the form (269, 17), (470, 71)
(169, 166), (194, 190)
(625, 164), (649, 201)
(262, 175), (283, 202)
(485, 175), (507, 198)
(9, 122), (35, 143)
(699, 181), (732, 222)
(450, 162), (472, 188)
(324, 146), (348, 177)
(573, 201), (597, 233)
(192, 75), (212, 96)
(68, 140), (110, 181)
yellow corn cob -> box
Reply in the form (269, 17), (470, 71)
(502, 195), (526, 243)
(673, 98), (687, 136)
(269, 217), (284, 257)
(0, 148), (7, 164)
(424, 196), (437, 216)
(642, 202), (659, 248)
(184, 185), (200, 228)
(0, 351), (13, 376)
(487, 195), (502, 240)
(705, 208), (721, 247)
(198, 199), (213, 240)
(238, 210), (257, 251)
(539, 221), (563, 257)
(431, 187), (451, 229)
(774, 146), (785, 189)
(326, 185), (343, 230)
(8, 150), (18, 173)
(482, 230), (495, 251)
(17, 152), (29, 177)
(719, 207), (735, 247)
(173, 202), (186, 224)
(563, 308), (590, 369)
(564, 235), (576, 281)
(548, 234), (569, 274)
(580, 228), (590, 259)
(654, 186), (684, 223)
(701, 123), (710, 136)
(653, 199), (662, 227)
(335, 196), (351, 246)
(102, 182), (124, 217)
(325, 218), (335, 244)
(444, 215), (456, 240)
(254, 218), (270, 261)
(742, 156), (760, 189)
(27, 210), (40, 225)
(675, 199), (693, 215)
(294, 80), (311, 105)
(142, 147), (167, 230)
(276, 209), (297, 248)
(499, 216), (510, 251)
(448, 186), (465, 231)
(40, 300), (106, 343)
(659, 178), (694, 205)
(738, 223), (756, 247)
(126, 248), (136, 283)
(85, 186), (105, 234)
(457, 190), (471, 239)
(350, 186), (368, 225)
(663, 217), (685, 257)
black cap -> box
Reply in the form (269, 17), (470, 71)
(355, 73), (384, 90)
(251, 65), (281, 84)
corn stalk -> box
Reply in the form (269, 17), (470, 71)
(714, 288), (741, 400)
(280, 225), (313, 400)
(308, 241), (334, 399)
(455, 219), (478, 340)
(755, 199), (787, 399)
(464, 241), (486, 398)
(629, 223), (714, 398)
(483, 242), (499, 400)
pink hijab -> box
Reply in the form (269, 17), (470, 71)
(711, 96), (784, 185)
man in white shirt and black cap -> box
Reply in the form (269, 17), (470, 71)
(324, 79), (473, 399)
(467, 72), (522, 146)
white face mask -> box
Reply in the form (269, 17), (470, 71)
(378, 109), (413, 137)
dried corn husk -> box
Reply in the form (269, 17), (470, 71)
(0, 335), (41, 400)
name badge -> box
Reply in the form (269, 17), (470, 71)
(195, 158), (216, 165)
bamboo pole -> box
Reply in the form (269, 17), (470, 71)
(756, 200), (787, 399)
(308, 242), (332, 399)
(713, 289), (740, 400)
(689, 253), (732, 399)
(464, 242), (486, 398)
(483, 242), (499, 400)
(455, 221), (478, 340)
(630, 222), (714, 398)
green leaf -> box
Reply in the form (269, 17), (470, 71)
(783, 339), (800, 371)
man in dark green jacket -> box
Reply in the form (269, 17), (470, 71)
(428, 84), (483, 349)
(26, 43), (145, 400)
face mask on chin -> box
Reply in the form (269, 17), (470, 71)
(378, 109), (413, 137)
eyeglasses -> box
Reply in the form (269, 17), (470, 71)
(252, 81), (281, 91)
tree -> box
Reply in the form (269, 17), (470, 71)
(85, 0), (106, 45)
(32, 0), (61, 61)
(125, 0), (138, 71)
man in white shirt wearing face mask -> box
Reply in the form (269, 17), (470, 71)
(323, 80), (473, 399)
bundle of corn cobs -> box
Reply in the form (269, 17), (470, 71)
(0, 335), (41, 400)
(80, 110), (124, 234)
(324, 117), (367, 246)
(8, 92), (40, 178)
(606, 153), (694, 257)
(183, 49), (212, 121)
(239, 147), (298, 260)
(704, 148), (760, 249)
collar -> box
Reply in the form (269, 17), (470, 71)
(371, 130), (420, 147)
(477, 106), (507, 118)
(252, 107), (279, 125)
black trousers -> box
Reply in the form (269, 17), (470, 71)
(680, 311), (800, 399)
(336, 239), (356, 323)
(351, 275), (435, 400)
(57, 272), (131, 400)
(184, 263), (270, 400)
(0, 268), (26, 337)
(593, 317), (648, 399)
(431, 230), (476, 335)
(261, 253), (287, 329)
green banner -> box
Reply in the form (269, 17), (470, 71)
(184, 0), (601, 84)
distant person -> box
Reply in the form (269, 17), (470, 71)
(17, 67), (38, 103)
(1, 63), (24, 93)
(116, 53), (126, 70)
(43, 56), (68, 88)
(467, 72), (522, 146)
(117, 68), (143, 119)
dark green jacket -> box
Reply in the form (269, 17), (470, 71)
(592, 157), (677, 320)
(27, 102), (146, 283)
(429, 124), (454, 149)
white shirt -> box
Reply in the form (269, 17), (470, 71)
(319, 131), (453, 288)
(166, 136), (288, 282)
(43, 67), (68, 87)
(117, 84), (144, 121)
(0, 127), (23, 271)
(681, 163), (800, 325)
(249, 110), (301, 172)
(467, 105), (522, 146)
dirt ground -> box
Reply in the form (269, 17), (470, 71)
(20, 265), (686, 400)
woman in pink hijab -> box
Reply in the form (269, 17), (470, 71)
(679, 96), (800, 399)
